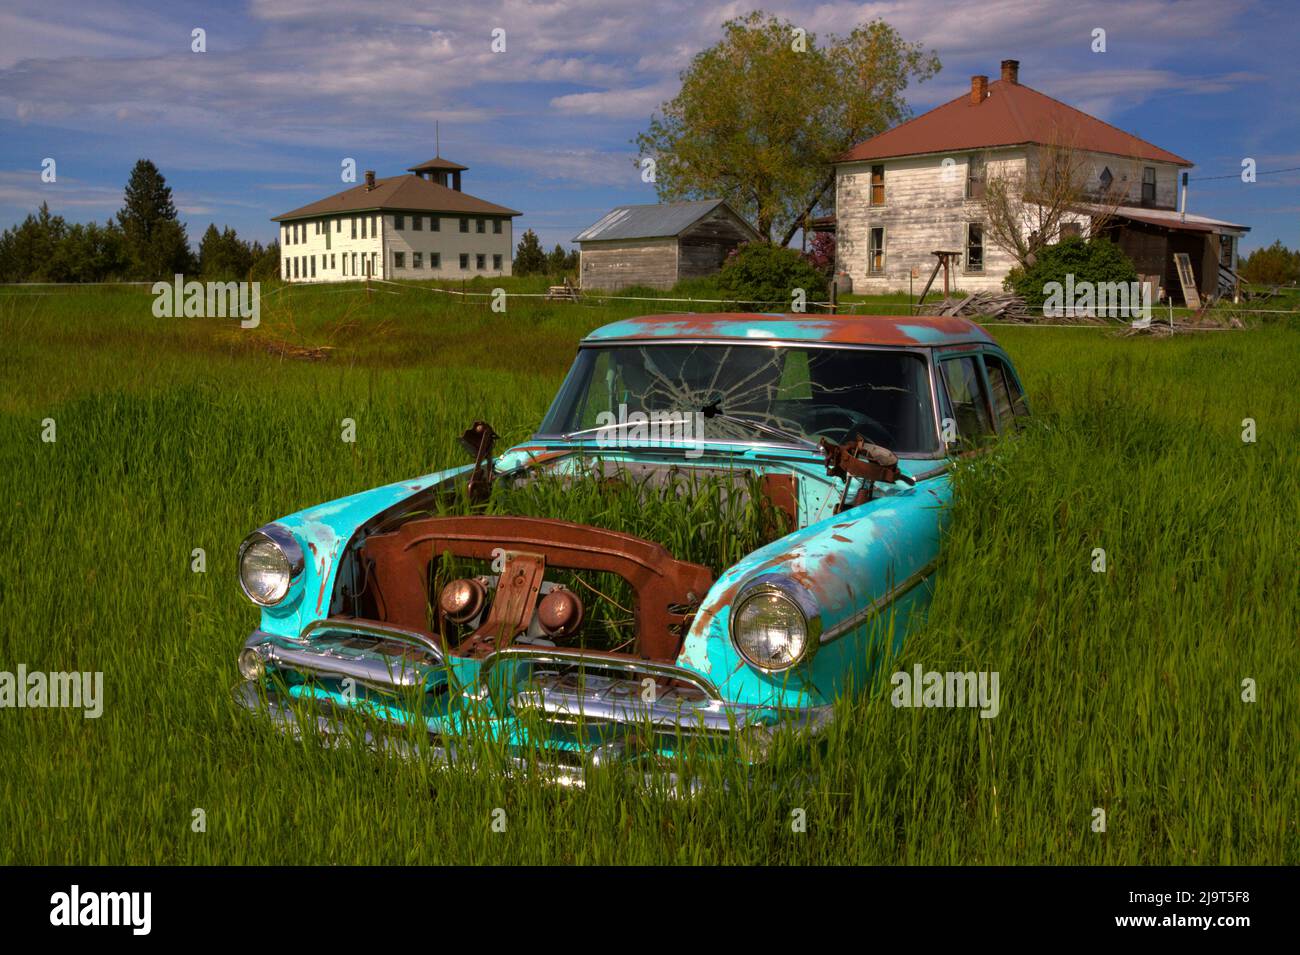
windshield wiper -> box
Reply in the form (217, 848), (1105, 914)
(700, 400), (820, 451)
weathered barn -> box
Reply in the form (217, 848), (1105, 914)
(574, 199), (760, 291)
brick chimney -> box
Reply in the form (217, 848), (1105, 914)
(1001, 59), (1019, 84)
(970, 75), (988, 105)
(364, 170), (376, 191)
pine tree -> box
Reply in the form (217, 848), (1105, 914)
(117, 159), (191, 279)
(514, 229), (546, 276)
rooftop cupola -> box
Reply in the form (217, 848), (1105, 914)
(406, 156), (468, 191)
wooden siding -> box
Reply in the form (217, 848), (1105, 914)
(580, 237), (678, 290)
(836, 147), (1183, 294)
(837, 150), (1026, 294)
(677, 205), (755, 279)
(579, 205), (755, 290)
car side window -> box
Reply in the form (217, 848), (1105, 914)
(982, 354), (1028, 430)
(940, 355), (994, 444)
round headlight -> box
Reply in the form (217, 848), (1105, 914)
(730, 577), (821, 671)
(237, 526), (304, 606)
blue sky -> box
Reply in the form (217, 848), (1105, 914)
(1, 0), (1295, 254)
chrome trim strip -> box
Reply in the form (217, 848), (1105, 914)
(510, 675), (736, 733)
(300, 618), (445, 661)
(478, 646), (723, 701)
(819, 559), (939, 644)
(244, 628), (443, 691)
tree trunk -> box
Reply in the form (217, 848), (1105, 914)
(779, 172), (836, 248)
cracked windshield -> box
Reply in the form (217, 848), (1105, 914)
(540, 344), (939, 454)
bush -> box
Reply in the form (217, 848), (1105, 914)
(718, 241), (828, 307)
(1004, 236), (1137, 308)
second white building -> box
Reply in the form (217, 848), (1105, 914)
(274, 155), (521, 283)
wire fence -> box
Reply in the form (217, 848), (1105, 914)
(2, 277), (1296, 322)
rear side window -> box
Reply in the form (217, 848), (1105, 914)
(940, 355), (993, 444)
(983, 354), (1028, 430)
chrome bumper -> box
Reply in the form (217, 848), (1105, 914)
(236, 622), (834, 785)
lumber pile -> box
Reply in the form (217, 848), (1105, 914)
(927, 291), (1033, 320)
(545, 277), (580, 302)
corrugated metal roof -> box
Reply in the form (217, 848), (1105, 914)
(574, 199), (747, 242)
(1099, 204), (1250, 234)
(837, 78), (1192, 167)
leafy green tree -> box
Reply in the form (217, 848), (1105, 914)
(1239, 240), (1299, 286)
(514, 228), (546, 276)
(636, 11), (939, 244)
(718, 241), (828, 306)
(117, 159), (192, 278)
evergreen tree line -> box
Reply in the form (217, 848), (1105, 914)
(0, 159), (280, 283)
(513, 228), (578, 278)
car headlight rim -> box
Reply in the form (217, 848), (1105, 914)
(729, 575), (822, 672)
(237, 525), (305, 607)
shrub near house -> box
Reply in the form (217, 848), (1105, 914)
(719, 242), (829, 307)
(1004, 237), (1138, 316)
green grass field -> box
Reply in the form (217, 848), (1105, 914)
(0, 280), (1295, 864)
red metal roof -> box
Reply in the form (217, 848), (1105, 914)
(584, 313), (994, 348)
(837, 78), (1192, 166)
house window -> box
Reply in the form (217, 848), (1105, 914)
(311, 256), (316, 278)
(460, 253), (469, 269)
(966, 155), (985, 199)
(870, 164), (885, 205)
(283, 261), (289, 280)
(361, 217), (367, 239)
(351, 252), (357, 275)
(336, 219), (342, 233)
(292, 257), (298, 279)
(966, 223), (984, 272)
(342, 255), (348, 276)
(331, 254), (336, 269)
(412, 252), (422, 268)
(413, 216), (422, 231)
(1142, 167), (1156, 205)
(431, 217), (440, 232)
(1099, 166), (1113, 193)
(394, 252), (405, 269)
(476, 218), (486, 234)
(1060, 222), (1082, 240)
(459, 218), (469, 233)
(493, 254), (502, 270)
(476, 253), (486, 270)
(868, 226), (885, 274)
(430, 253), (440, 269)
(395, 214), (405, 230)
(493, 219), (502, 235)
(351, 217), (357, 239)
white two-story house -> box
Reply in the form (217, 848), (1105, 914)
(273, 156), (520, 283)
(833, 60), (1248, 303)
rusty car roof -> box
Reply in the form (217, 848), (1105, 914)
(583, 313), (995, 348)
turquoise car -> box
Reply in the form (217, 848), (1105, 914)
(234, 313), (1028, 781)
